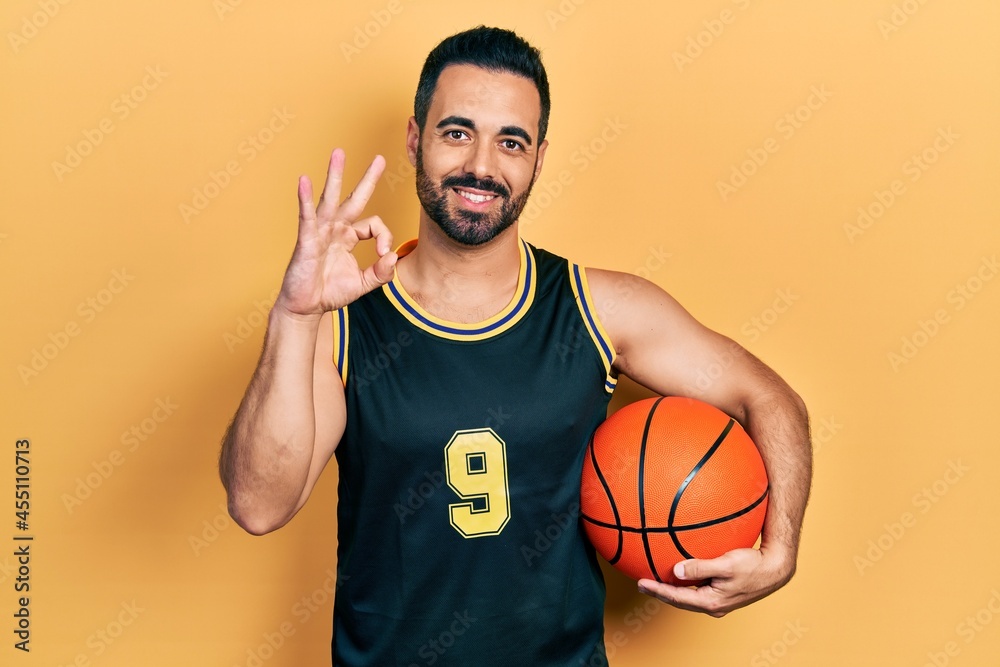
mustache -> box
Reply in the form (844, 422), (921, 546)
(441, 174), (510, 198)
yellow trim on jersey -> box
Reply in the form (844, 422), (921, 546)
(382, 238), (537, 341)
(569, 263), (618, 393)
(331, 307), (349, 385)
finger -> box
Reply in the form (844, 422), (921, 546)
(316, 148), (346, 220)
(298, 175), (317, 234)
(351, 215), (394, 255)
(337, 154), (386, 222)
(674, 556), (733, 583)
(638, 579), (727, 618)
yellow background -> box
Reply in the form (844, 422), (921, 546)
(2, 0), (999, 665)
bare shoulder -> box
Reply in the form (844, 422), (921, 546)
(585, 267), (703, 352)
(584, 266), (756, 405)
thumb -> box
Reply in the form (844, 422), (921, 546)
(674, 558), (718, 583)
(366, 251), (397, 288)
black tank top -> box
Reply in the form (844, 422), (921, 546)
(331, 238), (616, 666)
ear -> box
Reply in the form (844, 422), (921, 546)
(406, 116), (420, 166)
(532, 138), (549, 182)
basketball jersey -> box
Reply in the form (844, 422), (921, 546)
(330, 238), (617, 666)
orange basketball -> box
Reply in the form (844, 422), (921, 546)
(580, 396), (769, 585)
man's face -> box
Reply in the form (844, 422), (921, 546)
(408, 64), (548, 246)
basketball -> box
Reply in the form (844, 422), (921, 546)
(580, 396), (769, 585)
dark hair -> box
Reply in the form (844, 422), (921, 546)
(414, 26), (551, 143)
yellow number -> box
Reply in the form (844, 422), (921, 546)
(444, 428), (510, 538)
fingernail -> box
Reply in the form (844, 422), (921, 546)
(674, 563), (685, 579)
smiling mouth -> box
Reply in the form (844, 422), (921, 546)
(454, 188), (499, 204)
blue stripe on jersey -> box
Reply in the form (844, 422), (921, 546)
(336, 308), (347, 371)
(572, 264), (614, 368)
(386, 240), (534, 337)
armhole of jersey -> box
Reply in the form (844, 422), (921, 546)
(568, 263), (618, 394)
(331, 307), (349, 386)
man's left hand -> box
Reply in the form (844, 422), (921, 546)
(637, 546), (795, 618)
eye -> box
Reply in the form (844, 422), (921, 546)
(501, 139), (524, 152)
(445, 130), (468, 141)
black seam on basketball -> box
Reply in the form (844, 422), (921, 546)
(670, 486), (769, 531)
(588, 434), (624, 564)
(638, 397), (666, 583)
(667, 418), (735, 561)
(581, 485), (768, 533)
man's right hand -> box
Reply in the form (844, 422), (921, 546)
(275, 148), (396, 320)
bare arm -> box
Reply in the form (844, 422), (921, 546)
(219, 149), (396, 535)
(219, 309), (342, 535)
(589, 269), (811, 615)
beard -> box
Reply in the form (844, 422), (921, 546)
(415, 144), (535, 246)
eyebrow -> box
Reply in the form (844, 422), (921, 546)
(435, 115), (534, 146)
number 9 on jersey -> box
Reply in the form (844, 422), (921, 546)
(444, 428), (511, 538)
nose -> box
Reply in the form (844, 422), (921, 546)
(462, 137), (498, 182)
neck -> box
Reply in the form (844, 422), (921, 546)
(395, 214), (522, 322)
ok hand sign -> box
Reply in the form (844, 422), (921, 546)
(275, 149), (396, 320)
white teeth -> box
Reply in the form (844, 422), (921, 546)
(456, 189), (496, 204)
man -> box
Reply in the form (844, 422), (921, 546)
(219, 26), (811, 666)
